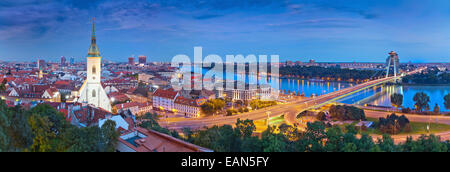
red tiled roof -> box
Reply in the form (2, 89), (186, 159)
(138, 102), (151, 108)
(54, 80), (70, 85)
(153, 88), (178, 99)
(115, 102), (141, 110)
(174, 96), (199, 107)
(126, 87), (137, 94)
(73, 105), (110, 126)
(109, 92), (130, 102)
(11, 70), (33, 75)
(32, 84), (50, 93)
(0, 77), (15, 83)
(119, 127), (212, 152)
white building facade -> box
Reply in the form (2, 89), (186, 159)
(152, 88), (178, 112)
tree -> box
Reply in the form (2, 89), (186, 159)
(226, 109), (237, 116)
(316, 111), (327, 121)
(101, 120), (120, 152)
(235, 118), (256, 138)
(323, 125), (345, 152)
(278, 124), (299, 141)
(0, 79), (7, 92)
(201, 102), (215, 115)
(27, 114), (55, 152)
(390, 93), (403, 109)
(444, 94), (450, 110)
(0, 100), (10, 151)
(182, 127), (194, 143)
(377, 113), (411, 135)
(400, 135), (448, 152)
(301, 122), (327, 152)
(329, 105), (366, 121)
(413, 92), (430, 112)
(377, 134), (397, 152)
(8, 108), (33, 150)
(250, 100), (277, 110)
(240, 136), (263, 152)
(190, 125), (241, 152)
(201, 99), (225, 115)
(433, 104), (440, 115)
(138, 113), (179, 138)
(261, 126), (288, 152)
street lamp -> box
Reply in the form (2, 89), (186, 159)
(266, 111), (271, 127)
(393, 119), (398, 135)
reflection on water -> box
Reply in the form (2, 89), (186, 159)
(338, 85), (450, 112)
(280, 79), (351, 97)
(201, 66), (352, 98)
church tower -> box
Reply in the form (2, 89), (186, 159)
(77, 18), (112, 112)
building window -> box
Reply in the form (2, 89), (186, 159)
(92, 90), (96, 97)
(92, 66), (96, 74)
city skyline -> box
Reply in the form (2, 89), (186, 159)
(1, 0), (450, 155)
(1, 0), (450, 63)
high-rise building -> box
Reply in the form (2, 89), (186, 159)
(61, 56), (66, 67)
(128, 57), (135, 65)
(37, 59), (44, 79)
(70, 57), (75, 65)
(77, 18), (112, 112)
(37, 59), (45, 70)
(138, 55), (147, 64)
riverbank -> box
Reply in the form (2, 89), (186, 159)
(401, 83), (450, 86)
(280, 76), (361, 84)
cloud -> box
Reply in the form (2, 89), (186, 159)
(308, 0), (380, 20)
(0, 0), (82, 40)
(193, 14), (224, 20)
(266, 18), (360, 29)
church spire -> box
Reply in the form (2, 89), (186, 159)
(88, 17), (100, 57)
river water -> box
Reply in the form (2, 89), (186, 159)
(280, 78), (352, 97)
(337, 84), (450, 112)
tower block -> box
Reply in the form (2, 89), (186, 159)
(77, 18), (112, 112)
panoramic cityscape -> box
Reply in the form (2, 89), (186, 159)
(1, 0), (450, 159)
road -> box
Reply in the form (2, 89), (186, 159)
(163, 69), (424, 130)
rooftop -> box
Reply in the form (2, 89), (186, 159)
(118, 127), (213, 152)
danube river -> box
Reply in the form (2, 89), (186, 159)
(280, 78), (352, 97)
(337, 85), (450, 112)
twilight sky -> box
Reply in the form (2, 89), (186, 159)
(0, 0), (450, 63)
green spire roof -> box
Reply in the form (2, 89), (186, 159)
(88, 17), (100, 57)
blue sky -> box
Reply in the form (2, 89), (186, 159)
(0, 0), (450, 63)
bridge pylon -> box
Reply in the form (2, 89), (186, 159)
(385, 51), (400, 82)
